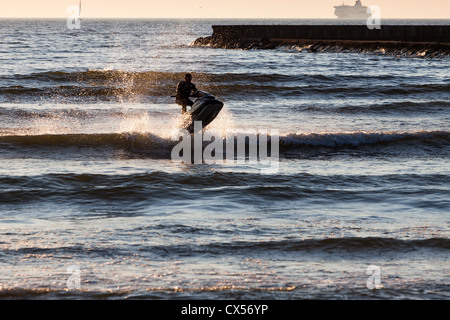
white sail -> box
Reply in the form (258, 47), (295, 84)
(78, 0), (82, 20)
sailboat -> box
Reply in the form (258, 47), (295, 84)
(77, 0), (82, 24)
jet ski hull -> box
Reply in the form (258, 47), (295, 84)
(183, 92), (224, 134)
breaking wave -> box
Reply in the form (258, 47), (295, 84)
(0, 130), (447, 155)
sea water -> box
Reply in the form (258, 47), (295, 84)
(0, 19), (448, 299)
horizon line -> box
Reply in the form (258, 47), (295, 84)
(1, 17), (449, 20)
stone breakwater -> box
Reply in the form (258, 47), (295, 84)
(192, 25), (450, 58)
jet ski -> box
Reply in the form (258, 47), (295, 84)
(183, 91), (224, 134)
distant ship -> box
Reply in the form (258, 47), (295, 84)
(334, 0), (372, 19)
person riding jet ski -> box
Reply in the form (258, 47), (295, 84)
(176, 73), (197, 115)
(175, 74), (224, 134)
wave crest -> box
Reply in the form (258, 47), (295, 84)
(281, 131), (449, 148)
(0, 130), (447, 153)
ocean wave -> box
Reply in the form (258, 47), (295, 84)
(1, 234), (448, 256)
(2, 70), (449, 100)
(6, 237), (445, 256)
(0, 171), (447, 207)
(0, 131), (448, 152)
(171, 237), (450, 254)
(1, 70), (399, 84)
(0, 171), (449, 206)
(280, 131), (449, 148)
(2, 83), (448, 101)
(0, 132), (174, 150)
(0, 85), (160, 100)
(296, 100), (450, 114)
(1, 171), (447, 190)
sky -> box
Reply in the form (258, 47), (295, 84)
(1, 0), (449, 19)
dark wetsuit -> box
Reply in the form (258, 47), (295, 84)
(176, 81), (197, 114)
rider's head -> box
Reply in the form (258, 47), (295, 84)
(185, 73), (192, 84)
